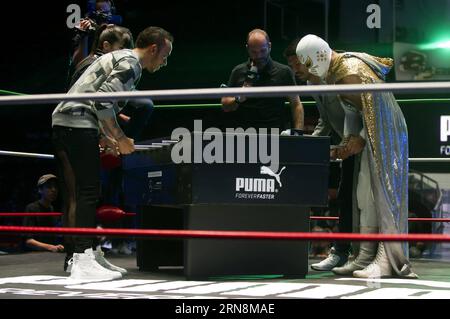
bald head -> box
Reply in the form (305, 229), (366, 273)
(246, 29), (271, 69)
(247, 29), (270, 45)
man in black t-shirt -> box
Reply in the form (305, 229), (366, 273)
(23, 174), (64, 253)
(221, 29), (304, 130)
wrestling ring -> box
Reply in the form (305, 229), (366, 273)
(1, 83), (450, 300)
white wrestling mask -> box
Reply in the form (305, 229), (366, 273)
(296, 34), (332, 79)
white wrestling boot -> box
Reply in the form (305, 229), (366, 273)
(353, 242), (392, 278)
(70, 248), (122, 280)
(332, 227), (378, 276)
(399, 264), (419, 279)
(93, 245), (127, 275)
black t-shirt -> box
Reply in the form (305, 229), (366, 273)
(227, 58), (296, 130)
(23, 201), (62, 248)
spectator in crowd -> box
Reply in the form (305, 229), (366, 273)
(23, 174), (64, 253)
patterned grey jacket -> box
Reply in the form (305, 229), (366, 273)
(52, 49), (142, 130)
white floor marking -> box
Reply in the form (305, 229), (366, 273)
(279, 284), (367, 298)
(1, 276), (449, 299)
(70, 280), (213, 292)
(167, 282), (262, 294)
(341, 288), (437, 299)
(416, 290), (450, 299)
(26, 278), (118, 285)
(67, 279), (164, 290)
(0, 276), (61, 285)
(337, 278), (450, 289)
(221, 283), (314, 297)
(116, 281), (214, 292)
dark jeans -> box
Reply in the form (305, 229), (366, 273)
(334, 155), (355, 255)
(52, 126), (100, 254)
(100, 166), (129, 248)
(100, 99), (152, 250)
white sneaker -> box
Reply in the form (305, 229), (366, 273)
(70, 248), (122, 280)
(311, 248), (347, 271)
(94, 246), (127, 275)
(311, 254), (342, 271)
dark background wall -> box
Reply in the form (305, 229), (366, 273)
(2, 0), (450, 94)
(0, 0), (329, 94)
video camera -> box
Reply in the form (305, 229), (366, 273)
(81, 0), (122, 33)
(86, 10), (122, 27)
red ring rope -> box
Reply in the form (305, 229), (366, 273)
(0, 212), (136, 217)
(310, 216), (340, 221)
(0, 226), (449, 242)
(0, 213), (63, 217)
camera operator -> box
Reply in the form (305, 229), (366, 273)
(68, 0), (122, 87)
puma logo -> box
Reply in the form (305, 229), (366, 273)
(260, 166), (286, 187)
